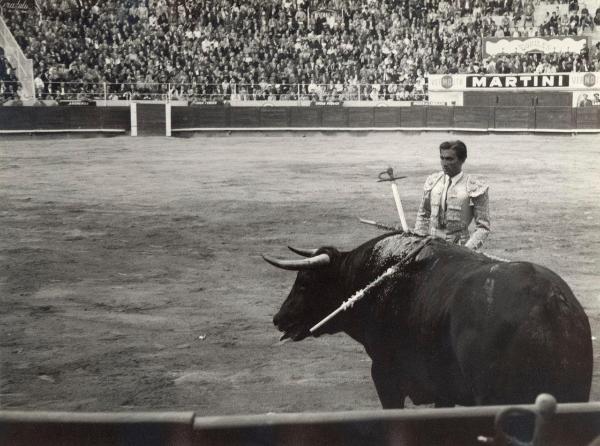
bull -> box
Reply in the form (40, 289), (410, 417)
(264, 232), (593, 408)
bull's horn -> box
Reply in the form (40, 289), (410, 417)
(262, 253), (331, 270)
(287, 246), (319, 257)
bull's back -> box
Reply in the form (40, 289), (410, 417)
(449, 260), (593, 404)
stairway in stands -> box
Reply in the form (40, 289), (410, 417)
(0, 15), (34, 100)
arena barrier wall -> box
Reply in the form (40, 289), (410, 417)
(1, 105), (600, 135)
(171, 105), (600, 133)
(0, 107), (129, 134)
(1, 403), (599, 446)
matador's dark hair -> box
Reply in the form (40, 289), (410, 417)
(439, 140), (467, 162)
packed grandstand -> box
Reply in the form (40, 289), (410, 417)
(1, 0), (600, 103)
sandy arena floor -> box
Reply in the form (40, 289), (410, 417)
(0, 132), (598, 415)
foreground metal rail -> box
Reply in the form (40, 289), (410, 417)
(1, 402), (599, 446)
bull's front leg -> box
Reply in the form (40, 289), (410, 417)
(371, 361), (407, 409)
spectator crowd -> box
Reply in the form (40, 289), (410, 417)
(0, 47), (21, 101)
(1, 0), (600, 102)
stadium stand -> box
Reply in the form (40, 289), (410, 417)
(0, 0), (599, 102)
(0, 47), (20, 102)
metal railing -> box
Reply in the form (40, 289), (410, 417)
(32, 82), (428, 103)
(0, 80), (21, 101)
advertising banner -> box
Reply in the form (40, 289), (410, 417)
(429, 72), (600, 92)
(0, 0), (38, 11)
(483, 36), (588, 57)
(428, 72), (600, 106)
(465, 74), (569, 88)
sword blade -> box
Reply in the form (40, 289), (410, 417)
(391, 183), (409, 232)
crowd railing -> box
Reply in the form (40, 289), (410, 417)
(0, 79), (20, 100)
(24, 82), (428, 104)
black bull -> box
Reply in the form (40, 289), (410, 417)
(264, 233), (593, 408)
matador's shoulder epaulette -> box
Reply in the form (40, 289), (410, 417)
(466, 175), (489, 197)
(424, 171), (444, 191)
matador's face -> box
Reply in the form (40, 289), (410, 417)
(439, 148), (464, 178)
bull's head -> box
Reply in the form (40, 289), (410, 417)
(264, 246), (345, 342)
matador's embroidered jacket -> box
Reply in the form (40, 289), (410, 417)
(414, 171), (490, 250)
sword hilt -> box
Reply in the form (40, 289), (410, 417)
(377, 167), (406, 182)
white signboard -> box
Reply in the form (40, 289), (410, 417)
(429, 72), (600, 92)
(483, 37), (588, 57)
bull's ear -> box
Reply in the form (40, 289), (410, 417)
(287, 246), (318, 257)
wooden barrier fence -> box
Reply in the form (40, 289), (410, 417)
(1, 402), (600, 446)
(1, 105), (600, 135)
